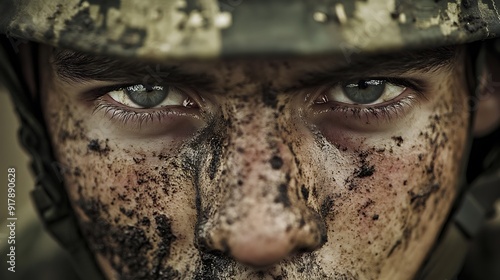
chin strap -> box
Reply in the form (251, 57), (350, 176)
(417, 41), (500, 280)
(0, 39), (104, 280)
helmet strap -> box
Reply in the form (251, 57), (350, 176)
(0, 38), (104, 280)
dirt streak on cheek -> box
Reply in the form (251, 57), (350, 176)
(42, 87), (204, 278)
(309, 139), (417, 277)
(309, 68), (469, 278)
(382, 71), (469, 274)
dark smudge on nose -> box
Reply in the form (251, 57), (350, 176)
(270, 155), (284, 170)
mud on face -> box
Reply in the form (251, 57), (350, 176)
(41, 50), (470, 279)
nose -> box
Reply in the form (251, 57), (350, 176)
(207, 191), (327, 267)
(194, 99), (327, 267)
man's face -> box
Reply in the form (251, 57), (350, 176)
(40, 46), (469, 279)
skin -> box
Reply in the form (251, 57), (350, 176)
(39, 45), (470, 280)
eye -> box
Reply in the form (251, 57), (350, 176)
(108, 84), (196, 109)
(315, 79), (406, 105)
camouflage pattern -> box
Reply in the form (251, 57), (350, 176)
(0, 0), (499, 60)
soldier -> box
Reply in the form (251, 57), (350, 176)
(1, 0), (499, 279)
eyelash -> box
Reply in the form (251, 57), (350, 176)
(313, 77), (426, 121)
(93, 101), (176, 126)
(89, 84), (197, 126)
(89, 76), (424, 126)
(328, 95), (419, 121)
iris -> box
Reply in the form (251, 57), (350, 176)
(342, 80), (385, 104)
(124, 84), (168, 108)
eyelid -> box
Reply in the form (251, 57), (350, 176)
(92, 101), (204, 131)
(91, 92), (204, 130)
(381, 77), (425, 92)
(306, 76), (428, 128)
(81, 82), (200, 103)
(333, 77), (425, 93)
(80, 83), (138, 102)
(303, 76), (425, 101)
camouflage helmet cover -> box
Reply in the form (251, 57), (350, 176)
(0, 0), (499, 60)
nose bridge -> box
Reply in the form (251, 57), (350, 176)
(230, 104), (289, 193)
(195, 93), (326, 266)
(221, 91), (298, 208)
(213, 89), (298, 199)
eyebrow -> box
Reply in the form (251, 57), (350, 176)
(293, 46), (459, 89)
(51, 49), (215, 89)
(52, 46), (459, 91)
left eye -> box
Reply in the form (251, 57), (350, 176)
(315, 79), (406, 105)
(108, 84), (192, 109)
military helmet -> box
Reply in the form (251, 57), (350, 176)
(1, 0), (500, 60)
(1, 1), (500, 280)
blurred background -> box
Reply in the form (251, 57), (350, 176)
(0, 83), (34, 233)
(0, 84), (76, 279)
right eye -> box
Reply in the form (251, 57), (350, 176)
(108, 84), (193, 109)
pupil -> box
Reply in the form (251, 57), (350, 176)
(342, 79), (385, 104)
(145, 84), (154, 92)
(358, 80), (368, 89)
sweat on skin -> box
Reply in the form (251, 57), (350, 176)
(38, 45), (468, 279)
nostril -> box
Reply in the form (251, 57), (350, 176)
(196, 229), (230, 255)
(295, 229), (328, 254)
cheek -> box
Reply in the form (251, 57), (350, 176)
(73, 160), (197, 278)
(43, 88), (200, 277)
(311, 73), (469, 273)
